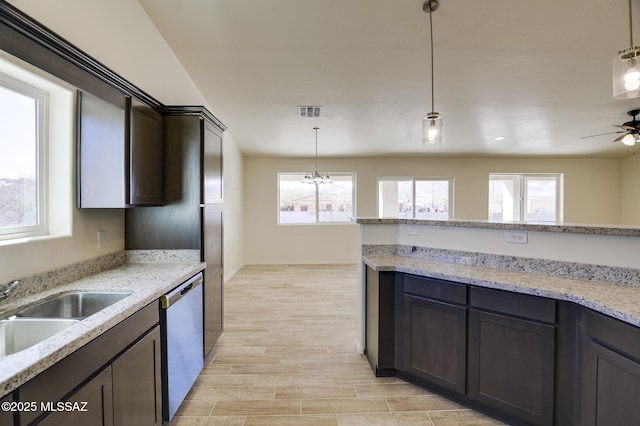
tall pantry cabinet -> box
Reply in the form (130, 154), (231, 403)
(126, 107), (225, 355)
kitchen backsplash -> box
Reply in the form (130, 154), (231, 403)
(363, 244), (640, 287)
(3, 250), (202, 304)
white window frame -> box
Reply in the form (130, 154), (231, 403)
(277, 172), (356, 225)
(0, 73), (48, 240)
(377, 176), (454, 219)
(488, 173), (563, 223)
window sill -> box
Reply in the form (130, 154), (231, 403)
(0, 232), (71, 247)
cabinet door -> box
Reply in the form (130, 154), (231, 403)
(203, 205), (223, 355)
(579, 341), (640, 425)
(77, 90), (127, 208)
(468, 309), (555, 425)
(112, 326), (162, 426)
(401, 294), (466, 394)
(202, 121), (223, 204)
(0, 393), (14, 426)
(39, 366), (113, 426)
(129, 98), (163, 205)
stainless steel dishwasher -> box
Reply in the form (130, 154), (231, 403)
(160, 272), (204, 422)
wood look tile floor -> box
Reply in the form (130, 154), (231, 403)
(170, 265), (506, 426)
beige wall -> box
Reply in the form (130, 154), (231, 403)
(244, 156), (624, 265)
(622, 153), (640, 225)
(223, 133), (245, 280)
(0, 209), (125, 283)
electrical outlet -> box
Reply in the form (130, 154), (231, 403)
(506, 231), (528, 244)
(407, 226), (421, 236)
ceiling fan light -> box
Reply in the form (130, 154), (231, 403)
(422, 112), (443, 145)
(622, 133), (636, 146)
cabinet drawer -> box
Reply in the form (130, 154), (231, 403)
(403, 275), (466, 305)
(469, 286), (556, 323)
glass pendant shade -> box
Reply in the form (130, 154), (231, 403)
(422, 112), (443, 145)
(613, 47), (640, 99)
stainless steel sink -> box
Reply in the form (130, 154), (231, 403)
(0, 318), (79, 357)
(15, 291), (131, 320)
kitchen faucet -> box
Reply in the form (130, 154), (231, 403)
(0, 280), (20, 300)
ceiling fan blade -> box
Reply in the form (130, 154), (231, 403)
(580, 130), (624, 139)
(613, 125), (636, 130)
(613, 133), (628, 142)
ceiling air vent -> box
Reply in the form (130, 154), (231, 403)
(298, 105), (321, 118)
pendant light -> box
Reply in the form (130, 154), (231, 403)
(302, 127), (333, 185)
(613, 0), (640, 99)
(422, 0), (443, 145)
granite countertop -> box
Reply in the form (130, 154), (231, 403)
(363, 254), (640, 328)
(0, 259), (205, 396)
(353, 217), (640, 237)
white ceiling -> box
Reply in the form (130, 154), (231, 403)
(136, 0), (640, 158)
(10, 0), (640, 158)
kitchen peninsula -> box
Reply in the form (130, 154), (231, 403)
(355, 218), (640, 426)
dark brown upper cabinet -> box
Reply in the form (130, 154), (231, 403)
(129, 98), (163, 206)
(202, 121), (223, 204)
(77, 91), (163, 208)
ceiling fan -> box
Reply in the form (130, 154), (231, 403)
(581, 109), (640, 146)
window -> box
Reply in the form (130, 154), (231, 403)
(278, 173), (355, 224)
(0, 52), (74, 244)
(489, 173), (563, 222)
(0, 73), (47, 239)
(378, 177), (453, 219)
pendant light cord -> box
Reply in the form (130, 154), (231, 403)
(429, 5), (435, 113)
(630, 0), (635, 47)
(314, 127), (319, 172)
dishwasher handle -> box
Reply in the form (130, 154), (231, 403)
(161, 272), (203, 309)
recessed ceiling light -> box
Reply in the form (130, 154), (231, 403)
(494, 136), (505, 141)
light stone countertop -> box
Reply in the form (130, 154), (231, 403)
(363, 254), (640, 328)
(353, 217), (640, 237)
(0, 260), (205, 396)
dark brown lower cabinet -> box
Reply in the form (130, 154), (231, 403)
(0, 393), (14, 426)
(12, 303), (160, 426)
(39, 367), (113, 426)
(579, 342), (640, 425)
(365, 268), (640, 426)
(401, 294), (466, 394)
(112, 326), (162, 426)
(468, 309), (555, 425)
(577, 309), (640, 426)
(365, 267), (395, 376)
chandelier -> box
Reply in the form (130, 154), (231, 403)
(302, 127), (333, 185)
